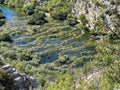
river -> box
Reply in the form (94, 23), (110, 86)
(0, 4), (18, 20)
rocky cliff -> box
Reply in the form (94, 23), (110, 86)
(0, 56), (38, 90)
(0, 64), (38, 90)
(73, 0), (120, 30)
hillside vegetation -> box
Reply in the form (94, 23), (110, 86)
(0, 0), (119, 90)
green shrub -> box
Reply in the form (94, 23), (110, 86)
(23, 4), (35, 15)
(17, 53), (32, 61)
(0, 33), (13, 43)
(0, 19), (6, 26)
(92, 18), (105, 34)
(0, 13), (5, 19)
(0, 0), (4, 4)
(0, 61), (5, 66)
(39, 79), (46, 87)
(3, 50), (17, 60)
(0, 70), (13, 90)
(78, 14), (88, 25)
(5, 0), (24, 11)
(51, 8), (71, 20)
(111, 0), (120, 4)
(28, 12), (48, 25)
(45, 0), (72, 20)
(47, 74), (74, 90)
(0, 12), (6, 26)
(65, 17), (78, 26)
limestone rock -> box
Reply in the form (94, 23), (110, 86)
(73, 0), (118, 29)
(0, 64), (38, 90)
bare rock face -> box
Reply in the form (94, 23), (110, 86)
(0, 64), (38, 90)
(73, 0), (118, 29)
(117, 5), (120, 15)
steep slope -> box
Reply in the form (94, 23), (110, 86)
(73, 0), (120, 33)
(0, 0), (119, 90)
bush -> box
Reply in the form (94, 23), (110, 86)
(0, 13), (5, 19)
(0, 0), (4, 4)
(0, 33), (13, 43)
(78, 14), (88, 25)
(0, 61), (5, 66)
(23, 4), (34, 15)
(0, 12), (6, 26)
(45, 0), (72, 20)
(0, 70), (13, 90)
(65, 17), (78, 26)
(3, 50), (17, 60)
(17, 53), (32, 61)
(0, 19), (6, 26)
(111, 0), (120, 4)
(39, 79), (46, 87)
(28, 12), (48, 25)
(51, 8), (70, 20)
(92, 18), (105, 34)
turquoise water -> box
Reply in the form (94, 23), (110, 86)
(0, 4), (17, 20)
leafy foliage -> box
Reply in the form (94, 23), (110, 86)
(78, 14), (88, 26)
(45, 0), (72, 20)
(0, 33), (13, 43)
(0, 0), (5, 4)
(28, 12), (48, 25)
(0, 13), (6, 26)
(0, 70), (13, 90)
(47, 74), (74, 90)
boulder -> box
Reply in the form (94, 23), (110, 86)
(0, 64), (38, 90)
